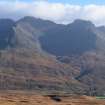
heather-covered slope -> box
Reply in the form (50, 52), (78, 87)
(0, 49), (86, 94)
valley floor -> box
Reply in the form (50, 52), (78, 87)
(0, 91), (105, 105)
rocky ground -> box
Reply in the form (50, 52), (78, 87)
(0, 91), (105, 105)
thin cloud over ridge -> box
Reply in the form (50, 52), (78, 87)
(0, 1), (105, 26)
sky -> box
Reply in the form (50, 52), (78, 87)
(0, 0), (105, 26)
(49, 0), (105, 5)
(3, 0), (105, 5)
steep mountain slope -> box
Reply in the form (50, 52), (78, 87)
(39, 19), (105, 95)
(0, 17), (86, 94)
(0, 16), (105, 95)
(0, 49), (87, 94)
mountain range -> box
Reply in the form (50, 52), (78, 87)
(0, 16), (105, 95)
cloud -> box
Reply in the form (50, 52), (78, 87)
(0, 1), (105, 26)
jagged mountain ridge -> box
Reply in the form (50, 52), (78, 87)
(0, 17), (105, 54)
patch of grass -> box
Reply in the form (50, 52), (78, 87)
(96, 96), (105, 99)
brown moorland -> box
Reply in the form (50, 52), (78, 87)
(0, 91), (105, 105)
